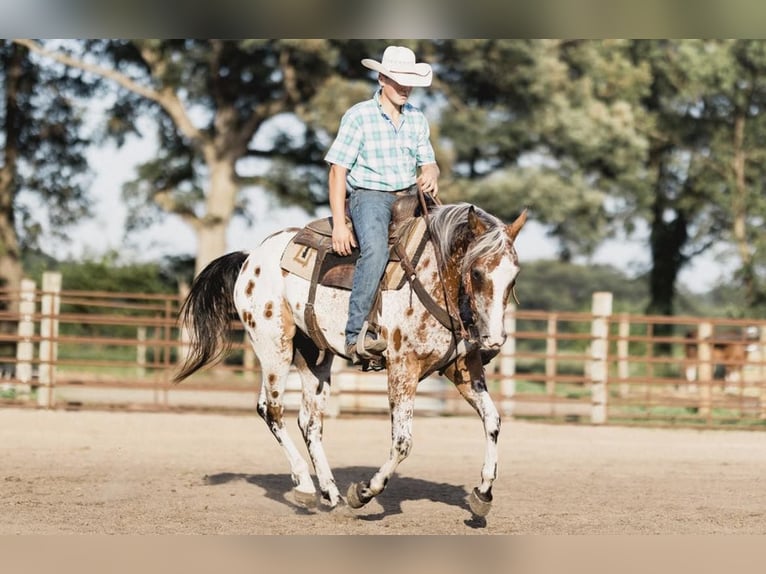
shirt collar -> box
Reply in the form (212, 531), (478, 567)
(374, 88), (410, 118)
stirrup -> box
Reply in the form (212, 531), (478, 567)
(355, 321), (387, 358)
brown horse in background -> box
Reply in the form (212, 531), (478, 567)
(683, 327), (758, 385)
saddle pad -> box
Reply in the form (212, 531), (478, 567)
(280, 216), (428, 291)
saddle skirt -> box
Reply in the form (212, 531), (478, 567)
(279, 195), (430, 291)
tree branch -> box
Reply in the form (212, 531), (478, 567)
(153, 188), (202, 230)
(14, 39), (161, 103)
(14, 39), (205, 148)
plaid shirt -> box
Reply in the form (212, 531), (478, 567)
(324, 89), (436, 192)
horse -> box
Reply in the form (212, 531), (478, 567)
(173, 200), (527, 519)
(683, 327), (758, 387)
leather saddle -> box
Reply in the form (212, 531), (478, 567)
(279, 194), (433, 354)
(281, 194), (431, 291)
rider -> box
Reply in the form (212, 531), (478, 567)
(324, 45), (440, 363)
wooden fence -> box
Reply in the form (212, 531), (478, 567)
(1, 274), (765, 430)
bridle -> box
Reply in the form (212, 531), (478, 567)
(415, 188), (473, 348)
(394, 188), (515, 376)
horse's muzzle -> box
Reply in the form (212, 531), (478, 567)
(481, 334), (507, 350)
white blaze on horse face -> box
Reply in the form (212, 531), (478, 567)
(480, 255), (519, 349)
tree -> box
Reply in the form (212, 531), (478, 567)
(15, 39), (389, 276)
(0, 41), (92, 294)
(434, 40), (765, 318)
(630, 40), (766, 318)
(432, 39), (651, 260)
(692, 40), (766, 315)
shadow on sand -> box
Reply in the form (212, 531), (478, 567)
(203, 466), (487, 528)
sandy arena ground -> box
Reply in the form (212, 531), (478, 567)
(2, 408), (766, 534)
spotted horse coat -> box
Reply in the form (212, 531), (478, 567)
(174, 202), (527, 519)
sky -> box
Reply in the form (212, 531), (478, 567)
(38, 128), (737, 294)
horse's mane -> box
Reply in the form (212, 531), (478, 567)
(427, 203), (513, 273)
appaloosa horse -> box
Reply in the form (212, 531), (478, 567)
(174, 201), (527, 519)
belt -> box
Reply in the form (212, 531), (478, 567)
(392, 184), (418, 196)
(349, 183), (417, 195)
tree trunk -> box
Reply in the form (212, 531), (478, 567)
(0, 43), (26, 362)
(647, 205), (687, 316)
(731, 111), (756, 309)
(193, 159), (239, 276)
(0, 43), (25, 301)
(645, 146), (689, 318)
(646, 152), (689, 354)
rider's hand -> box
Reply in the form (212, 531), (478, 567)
(417, 164), (440, 197)
(332, 224), (357, 256)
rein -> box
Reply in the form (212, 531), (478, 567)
(412, 188), (476, 350)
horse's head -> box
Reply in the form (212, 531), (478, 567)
(458, 206), (527, 351)
(430, 203), (527, 352)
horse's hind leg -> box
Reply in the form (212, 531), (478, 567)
(443, 351), (499, 518)
(249, 330), (318, 508)
(293, 331), (343, 508)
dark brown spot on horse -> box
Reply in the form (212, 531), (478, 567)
(266, 403), (282, 422)
(264, 301), (274, 319)
(245, 280), (255, 296)
(241, 311), (256, 329)
(393, 328), (403, 351)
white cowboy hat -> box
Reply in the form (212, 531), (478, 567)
(361, 45), (433, 87)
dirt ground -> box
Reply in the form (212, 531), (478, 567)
(2, 408), (766, 535)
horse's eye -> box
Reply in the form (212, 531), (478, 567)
(506, 278), (519, 304)
(471, 269), (482, 282)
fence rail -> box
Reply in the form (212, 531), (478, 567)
(1, 275), (765, 430)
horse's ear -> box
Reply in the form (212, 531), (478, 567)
(467, 206), (487, 236)
(507, 208), (528, 242)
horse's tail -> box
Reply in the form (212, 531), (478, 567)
(173, 251), (249, 383)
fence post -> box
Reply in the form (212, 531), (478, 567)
(243, 340), (256, 383)
(38, 272), (62, 409)
(590, 292), (613, 424)
(328, 357), (347, 418)
(760, 326), (766, 420)
(617, 313), (630, 397)
(499, 304), (517, 417)
(697, 322), (713, 420)
(15, 279), (36, 387)
(137, 327), (147, 378)
(545, 314), (558, 399)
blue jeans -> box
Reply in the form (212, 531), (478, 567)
(345, 188), (399, 346)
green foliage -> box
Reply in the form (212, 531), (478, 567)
(13, 39), (766, 320)
(517, 259), (648, 313)
(26, 250), (181, 294)
(1, 41), (97, 290)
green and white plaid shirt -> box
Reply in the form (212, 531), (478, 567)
(324, 89), (436, 192)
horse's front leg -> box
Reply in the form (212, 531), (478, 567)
(443, 349), (500, 518)
(346, 370), (418, 510)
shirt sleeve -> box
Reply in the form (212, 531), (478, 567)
(324, 110), (362, 169)
(415, 115), (436, 167)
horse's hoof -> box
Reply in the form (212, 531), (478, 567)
(468, 487), (492, 517)
(328, 498), (355, 519)
(293, 488), (318, 509)
(345, 482), (370, 509)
